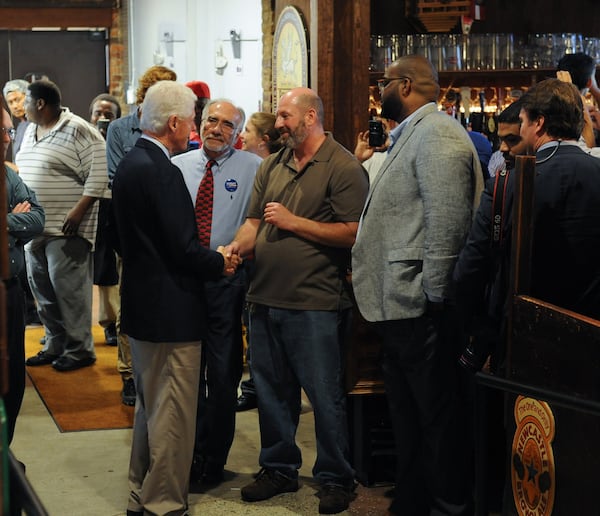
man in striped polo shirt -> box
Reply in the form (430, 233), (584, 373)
(18, 79), (110, 372)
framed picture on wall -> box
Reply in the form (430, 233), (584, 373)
(272, 5), (309, 112)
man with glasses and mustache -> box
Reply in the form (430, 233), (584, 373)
(173, 98), (262, 488)
(352, 55), (483, 516)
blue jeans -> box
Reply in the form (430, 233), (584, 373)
(249, 304), (354, 487)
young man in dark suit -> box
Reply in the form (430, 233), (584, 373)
(110, 80), (238, 516)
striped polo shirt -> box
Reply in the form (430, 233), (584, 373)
(17, 108), (110, 248)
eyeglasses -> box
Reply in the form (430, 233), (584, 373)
(1, 127), (16, 140)
(377, 76), (411, 93)
(203, 116), (237, 134)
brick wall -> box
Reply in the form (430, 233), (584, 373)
(108, 4), (129, 114)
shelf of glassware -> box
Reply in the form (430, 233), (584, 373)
(370, 68), (557, 89)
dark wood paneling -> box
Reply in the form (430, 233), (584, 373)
(0, 8), (113, 28)
(273, 0), (370, 150)
(371, 0), (600, 36)
(330, 0), (370, 150)
(0, 0), (114, 5)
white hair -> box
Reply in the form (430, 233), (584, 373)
(3, 79), (29, 97)
(140, 81), (196, 134)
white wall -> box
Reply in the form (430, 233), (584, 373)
(128, 0), (263, 120)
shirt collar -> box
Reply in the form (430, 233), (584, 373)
(140, 134), (171, 159)
(388, 102), (435, 152)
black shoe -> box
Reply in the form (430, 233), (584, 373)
(121, 378), (136, 406)
(317, 484), (355, 514)
(203, 461), (225, 485)
(190, 456), (225, 485)
(241, 468), (298, 502)
(26, 350), (59, 366)
(236, 393), (257, 412)
(52, 355), (96, 372)
(104, 323), (117, 346)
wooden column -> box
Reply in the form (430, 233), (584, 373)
(273, 0), (371, 150)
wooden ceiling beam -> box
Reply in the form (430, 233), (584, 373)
(0, 8), (113, 29)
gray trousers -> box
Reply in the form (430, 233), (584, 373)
(26, 236), (95, 360)
(127, 337), (202, 516)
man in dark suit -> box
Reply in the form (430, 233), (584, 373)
(454, 77), (600, 516)
(456, 78), (600, 332)
(110, 80), (238, 516)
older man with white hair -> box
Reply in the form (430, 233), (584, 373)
(3, 79), (30, 160)
(111, 80), (239, 516)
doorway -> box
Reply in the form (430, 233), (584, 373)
(0, 29), (108, 119)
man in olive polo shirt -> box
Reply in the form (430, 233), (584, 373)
(227, 87), (368, 515)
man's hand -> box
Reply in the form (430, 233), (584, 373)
(217, 245), (242, 276)
(354, 130), (375, 163)
(12, 201), (31, 214)
(62, 211), (82, 236)
(264, 202), (296, 231)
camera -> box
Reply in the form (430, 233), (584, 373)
(96, 118), (110, 133)
(458, 340), (490, 373)
(368, 119), (385, 148)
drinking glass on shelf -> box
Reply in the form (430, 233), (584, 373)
(397, 34), (414, 59)
(513, 35), (530, 69)
(468, 33), (485, 70)
(496, 33), (513, 70)
(430, 34), (444, 71)
(584, 37), (600, 64)
(413, 34), (430, 60)
(443, 34), (462, 71)
(482, 33), (499, 70)
(530, 33), (555, 68)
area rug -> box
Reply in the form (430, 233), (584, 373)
(24, 325), (134, 432)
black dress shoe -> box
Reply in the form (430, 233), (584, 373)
(104, 323), (118, 346)
(236, 393), (257, 412)
(52, 355), (96, 372)
(202, 462), (225, 485)
(26, 351), (59, 366)
(190, 456), (224, 486)
(121, 378), (136, 406)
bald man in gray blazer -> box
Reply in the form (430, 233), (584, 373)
(352, 55), (483, 516)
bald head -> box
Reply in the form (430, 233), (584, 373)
(279, 87), (325, 126)
(388, 55), (440, 102)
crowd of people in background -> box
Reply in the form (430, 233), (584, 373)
(4, 49), (600, 515)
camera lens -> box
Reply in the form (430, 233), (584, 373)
(458, 341), (488, 373)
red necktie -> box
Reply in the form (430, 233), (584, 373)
(195, 159), (215, 247)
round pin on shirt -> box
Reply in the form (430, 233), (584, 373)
(225, 178), (238, 199)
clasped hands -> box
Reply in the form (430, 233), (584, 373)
(216, 245), (242, 276)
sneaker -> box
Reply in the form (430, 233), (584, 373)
(104, 323), (118, 346)
(317, 484), (355, 514)
(26, 350), (59, 366)
(241, 468), (298, 502)
(121, 378), (136, 406)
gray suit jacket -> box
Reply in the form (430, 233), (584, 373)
(352, 103), (483, 322)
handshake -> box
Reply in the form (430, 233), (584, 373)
(216, 244), (243, 276)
